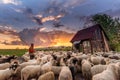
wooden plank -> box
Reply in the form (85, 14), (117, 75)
(90, 39), (93, 54)
(101, 31), (110, 52)
(82, 43), (85, 54)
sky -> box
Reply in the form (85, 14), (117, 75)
(0, 0), (120, 49)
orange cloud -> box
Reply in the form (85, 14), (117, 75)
(0, 27), (75, 49)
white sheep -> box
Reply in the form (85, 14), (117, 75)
(59, 66), (73, 80)
(91, 64), (107, 76)
(0, 63), (19, 80)
(0, 62), (10, 70)
(51, 66), (62, 75)
(22, 52), (30, 61)
(82, 59), (92, 80)
(92, 64), (119, 80)
(59, 58), (67, 66)
(41, 58), (56, 74)
(15, 58), (41, 79)
(21, 65), (41, 80)
(0, 68), (15, 80)
(90, 56), (105, 65)
(21, 57), (54, 80)
(38, 71), (55, 80)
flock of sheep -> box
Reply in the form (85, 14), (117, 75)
(0, 51), (120, 80)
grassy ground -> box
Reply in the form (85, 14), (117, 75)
(0, 46), (72, 56)
(0, 49), (28, 56)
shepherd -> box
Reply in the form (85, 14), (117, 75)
(29, 43), (35, 59)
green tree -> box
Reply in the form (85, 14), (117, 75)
(91, 14), (120, 51)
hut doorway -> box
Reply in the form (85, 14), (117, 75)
(82, 40), (91, 54)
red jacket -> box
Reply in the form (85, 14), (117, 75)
(29, 47), (35, 53)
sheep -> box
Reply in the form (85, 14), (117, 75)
(0, 62), (10, 70)
(21, 65), (41, 80)
(15, 58), (41, 79)
(38, 71), (55, 80)
(90, 56), (105, 65)
(0, 55), (17, 63)
(67, 57), (79, 80)
(41, 58), (55, 74)
(52, 55), (62, 66)
(108, 54), (119, 60)
(91, 64), (107, 76)
(39, 54), (54, 65)
(59, 57), (67, 66)
(102, 52), (113, 58)
(0, 62), (19, 80)
(16, 57), (27, 63)
(82, 59), (92, 80)
(51, 66), (62, 75)
(50, 66), (62, 80)
(21, 57), (53, 80)
(92, 64), (119, 80)
(59, 66), (73, 80)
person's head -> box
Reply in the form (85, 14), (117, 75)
(31, 43), (34, 47)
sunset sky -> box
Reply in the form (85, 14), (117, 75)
(0, 0), (120, 49)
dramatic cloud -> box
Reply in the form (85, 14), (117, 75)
(33, 14), (65, 25)
(0, 26), (23, 45)
(46, 0), (86, 14)
(63, 0), (86, 8)
(0, 26), (74, 47)
(18, 28), (74, 47)
(39, 27), (46, 32)
(1, 0), (21, 5)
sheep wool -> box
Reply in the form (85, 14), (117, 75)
(59, 66), (73, 80)
(38, 71), (55, 80)
(21, 65), (41, 80)
(91, 64), (107, 76)
(82, 59), (92, 80)
(0, 63), (10, 70)
(92, 64), (119, 80)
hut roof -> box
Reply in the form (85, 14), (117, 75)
(70, 24), (109, 43)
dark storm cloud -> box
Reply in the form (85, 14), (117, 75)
(25, 7), (33, 14)
(52, 22), (64, 28)
(19, 28), (38, 45)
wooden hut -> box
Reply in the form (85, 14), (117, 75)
(70, 24), (110, 54)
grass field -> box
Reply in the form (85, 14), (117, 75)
(0, 49), (28, 56)
(0, 46), (72, 56)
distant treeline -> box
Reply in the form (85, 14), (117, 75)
(36, 46), (72, 52)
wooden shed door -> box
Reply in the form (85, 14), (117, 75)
(83, 41), (91, 53)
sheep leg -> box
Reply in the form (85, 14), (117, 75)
(21, 73), (24, 80)
(21, 73), (29, 80)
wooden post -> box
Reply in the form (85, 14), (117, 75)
(101, 31), (105, 52)
(82, 43), (85, 54)
(90, 39), (93, 54)
(101, 31), (110, 52)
